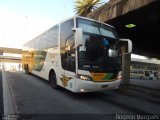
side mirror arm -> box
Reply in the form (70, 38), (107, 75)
(119, 39), (133, 54)
(73, 28), (83, 48)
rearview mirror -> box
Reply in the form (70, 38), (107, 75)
(73, 28), (83, 48)
(119, 39), (132, 54)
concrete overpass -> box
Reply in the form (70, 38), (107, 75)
(87, 0), (160, 58)
(0, 55), (21, 63)
(87, 0), (160, 85)
(0, 47), (22, 63)
(0, 47), (22, 55)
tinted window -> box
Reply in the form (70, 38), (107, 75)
(47, 25), (59, 48)
(60, 19), (75, 72)
(77, 18), (118, 39)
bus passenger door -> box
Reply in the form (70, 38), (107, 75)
(60, 19), (75, 89)
(61, 35), (76, 88)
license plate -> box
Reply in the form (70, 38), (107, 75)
(101, 85), (108, 88)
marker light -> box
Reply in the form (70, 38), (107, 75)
(125, 24), (136, 28)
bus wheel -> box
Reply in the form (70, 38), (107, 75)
(50, 71), (58, 89)
(25, 64), (29, 74)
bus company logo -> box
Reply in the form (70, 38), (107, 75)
(60, 75), (72, 87)
(93, 73), (103, 77)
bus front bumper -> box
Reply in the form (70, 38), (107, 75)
(74, 79), (121, 92)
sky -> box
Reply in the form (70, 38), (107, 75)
(0, 0), (109, 49)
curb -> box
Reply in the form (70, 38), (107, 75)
(118, 85), (160, 104)
(2, 63), (19, 119)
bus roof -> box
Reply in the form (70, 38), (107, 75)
(131, 58), (160, 65)
(23, 16), (115, 46)
(59, 16), (115, 29)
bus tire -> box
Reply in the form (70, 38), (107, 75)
(25, 64), (29, 74)
(49, 71), (58, 89)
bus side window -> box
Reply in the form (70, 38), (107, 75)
(145, 71), (149, 76)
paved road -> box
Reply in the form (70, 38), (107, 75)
(0, 70), (4, 115)
(4, 71), (160, 120)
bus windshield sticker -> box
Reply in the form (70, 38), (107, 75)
(103, 39), (109, 46)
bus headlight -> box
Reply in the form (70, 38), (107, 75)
(117, 71), (122, 80)
(117, 75), (122, 80)
(78, 74), (91, 81)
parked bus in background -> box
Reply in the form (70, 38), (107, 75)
(130, 58), (160, 80)
(22, 16), (132, 92)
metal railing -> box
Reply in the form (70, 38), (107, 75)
(130, 78), (160, 89)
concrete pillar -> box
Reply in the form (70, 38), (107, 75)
(121, 43), (131, 86)
(121, 53), (131, 85)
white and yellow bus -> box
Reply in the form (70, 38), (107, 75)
(22, 16), (132, 92)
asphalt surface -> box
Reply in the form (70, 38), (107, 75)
(4, 71), (160, 120)
(0, 70), (4, 115)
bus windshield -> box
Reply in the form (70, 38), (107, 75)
(77, 18), (121, 73)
